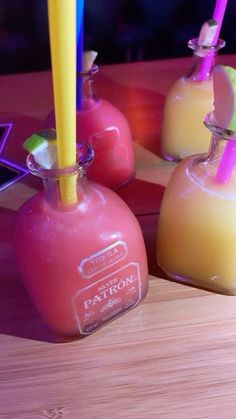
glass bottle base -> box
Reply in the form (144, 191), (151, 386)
(159, 264), (236, 296)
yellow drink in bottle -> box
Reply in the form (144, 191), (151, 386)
(157, 155), (236, 294)
(161, 77), (213, 160)
(157, 64), (236, 295)
(161, 37), (225, 161)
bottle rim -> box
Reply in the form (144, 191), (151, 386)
(26, 142), (94, 179)
(188, 37), (226, 52)
(77, 63), (99, 77)
(204, 112), (236, 140)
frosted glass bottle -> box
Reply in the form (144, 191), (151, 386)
(14, 143), (148, 338)
(46, 65), (135, 189)
(161, 38), (225, 161)
(158, 113), (236, 294)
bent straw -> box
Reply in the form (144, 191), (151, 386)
(76, 0), (84, 110)
(47, 0), (77, 204)
(198, 0), (228, 81)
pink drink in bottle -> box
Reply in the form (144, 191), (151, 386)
(46, 65), (135, 190)
(14, 143), (148, 338)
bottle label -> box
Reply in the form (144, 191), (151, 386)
(72, 262), (141, 335)
(78, 241), (128, 278)
(89, 127), (120, 150)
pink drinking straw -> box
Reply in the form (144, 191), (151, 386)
(212, 0), (228, 43)
(198, 0), (228, 81)
(212, 0), (236, 183)
(215, 140), (236, 183)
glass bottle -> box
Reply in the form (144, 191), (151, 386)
(14, 143), (148, 338)
(161, 38), (225, 161)
(157, 112), (236, 295)
(45, 64), (135, 190)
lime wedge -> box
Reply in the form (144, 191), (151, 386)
(23, 134), (47, 153)
(213, 65), (236, 130)
(23, 130), (58, 169)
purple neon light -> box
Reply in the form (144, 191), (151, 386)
(0, 122), (29, 192)
(0, 123), (13, 153)
(0, 157), (28, 192)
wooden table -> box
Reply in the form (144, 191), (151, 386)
(1, 55), (236, 418)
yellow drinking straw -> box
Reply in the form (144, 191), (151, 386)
(47, 0), (77, 205)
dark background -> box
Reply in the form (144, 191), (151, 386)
(0, 0), (235, 74)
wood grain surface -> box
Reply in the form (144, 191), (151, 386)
(1, 56), (236, 418)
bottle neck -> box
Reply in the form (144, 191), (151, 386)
(186, 38), (225, 82)
(187, 114), (236, 189)
(77, 64), (99, 111)
(42, 169), (88, 211)
(204, 112), (236, 164)
(199, 113), (236, 185)
(26, 143), (94, 211)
